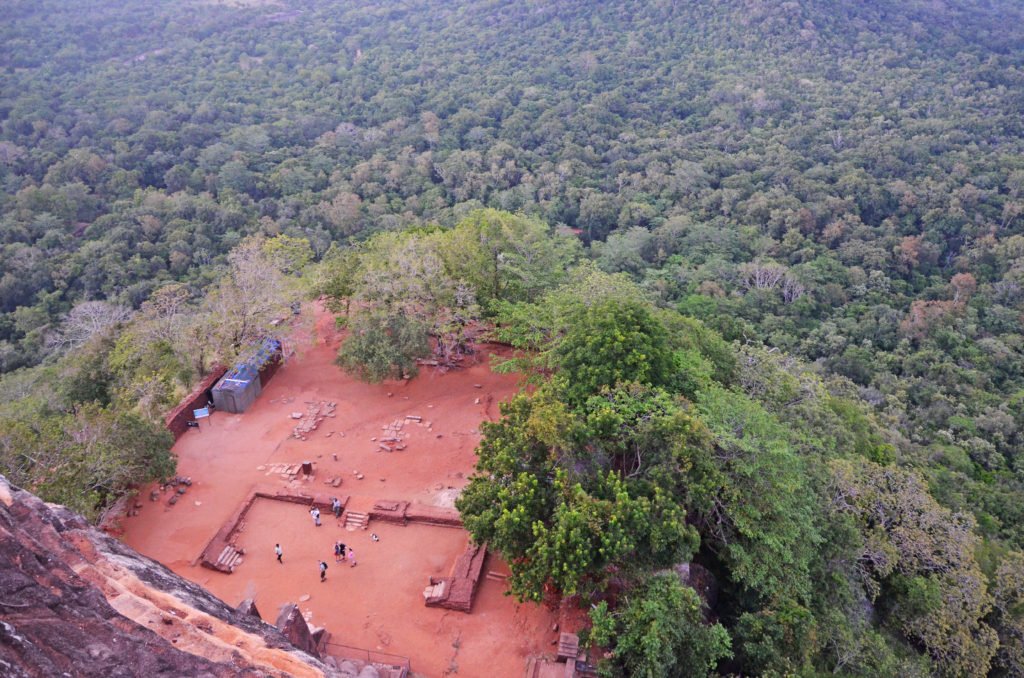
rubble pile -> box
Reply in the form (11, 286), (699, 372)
(292, 400), (337, 439)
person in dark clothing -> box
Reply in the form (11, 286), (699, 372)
(319, 560), (328, 582)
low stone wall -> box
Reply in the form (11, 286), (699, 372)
(405, 504), (462, 527)
(369, 499), (461, 528)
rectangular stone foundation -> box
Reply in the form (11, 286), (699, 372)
(199, 486), (349, 573)
(423, 543), (486, 612)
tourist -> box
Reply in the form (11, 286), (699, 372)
(334, 541), (343, 562)
(319, 560), (328, 582)
(347, 547), (357, 567)
(331, 497), (342, 519)
(275, 543), (283, 564)
(310, 506), (321, 527)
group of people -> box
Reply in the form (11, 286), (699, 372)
(273, 543), (356, 581)
(318, 543), (355, 582)
(335, 541), (357, 567)
(309, 498), (343, 528)
(275, 501), (359, 582)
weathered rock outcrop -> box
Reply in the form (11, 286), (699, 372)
(0, 475), (338, 678)
(274, 603), (320, 659)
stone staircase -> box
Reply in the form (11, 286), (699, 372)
(485, 570), (508, 584)
(557, 633), (579, 662)
(212, 544), (245, 573)
(343, 510), (368, 531)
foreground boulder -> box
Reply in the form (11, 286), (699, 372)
(0, 475), (339, 677)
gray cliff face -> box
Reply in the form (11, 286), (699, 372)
(0, 476), (335, 678)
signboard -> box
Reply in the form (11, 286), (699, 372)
(193, 407), (210, 419)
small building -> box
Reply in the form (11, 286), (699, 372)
(211, 338), (282, 414)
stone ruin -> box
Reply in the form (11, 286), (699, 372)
(273, 603), (408, 677)
(376, 417), (409, 452)
(369, 499), (462, 527)
(199, 486), (349, 574)
(292, 400), (337, 439)
(423, 543), (487, 613)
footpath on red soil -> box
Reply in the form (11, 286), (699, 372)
(120, 305), (561, 678)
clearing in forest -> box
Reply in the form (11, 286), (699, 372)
(121, 303), (557, 678)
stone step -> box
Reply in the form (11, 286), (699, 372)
(216, 545), (233, 565)
(343, 511), (369, 530)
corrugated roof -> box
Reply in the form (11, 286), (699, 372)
(213, 338), (282, 391)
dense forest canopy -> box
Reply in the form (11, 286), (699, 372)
(3, 0), (1024, 675)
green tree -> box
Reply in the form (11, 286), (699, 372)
(555, 299), (675, 405)
(440, 208), (580, 309)
(458, 387), (698, 601)
(830, 458), (999, 677)
(0, 400), (174, 521)
(520, 470), (696, 599)
(591, 573), (732, 678)
(689, 384), (820, 605)
(336, 312), (429, 382)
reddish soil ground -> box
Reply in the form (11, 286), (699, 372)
(121, 304), (558, 678)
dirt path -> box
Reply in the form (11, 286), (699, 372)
(121, 304), (557, 677)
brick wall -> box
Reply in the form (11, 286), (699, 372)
(164, 366), (228, 440)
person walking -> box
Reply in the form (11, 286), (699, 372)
(319, 560), (328, 582)
(334, 541), (343, 563)
(331, 497), (342, 519)
(275, 543), (283, 563)
(310, 506), (321, 527)
(346, 547), (357, 568)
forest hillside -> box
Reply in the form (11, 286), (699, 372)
(3, 1), (1024, 675)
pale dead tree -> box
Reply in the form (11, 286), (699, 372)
(432, 281), (479, 369)
(740, 261), (788, 291)
(421, 110), (441, 148)
(47, 300), (132, 353)
(117, 371), (173, 421)
(950, 272), (977, 303)
(318, 191), (362, 237)
(198, 236), (301, 368)
(1001, 201), (1022, 230)
(354, 233), (480, 370)
(830, 129), (844, 151)
(0, 140), (25, 164)
(357, 235), (456, 322)
(829, 458), (982, 590)
(992, 279), (1022, 305)
(991, 552), (1024, 676)
(781, 274), (807, 304)
(135, 283), (192, 344)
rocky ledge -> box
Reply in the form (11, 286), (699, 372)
(0, 475), (339, 678)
